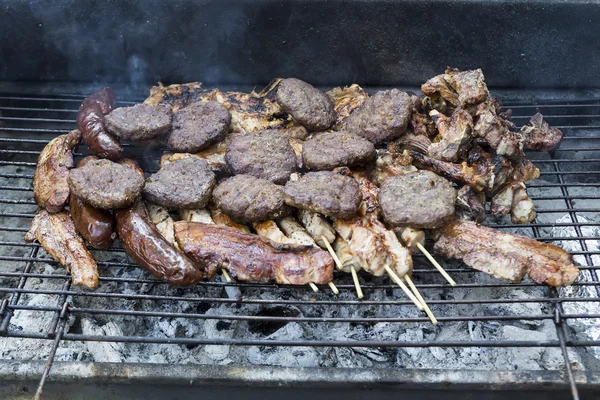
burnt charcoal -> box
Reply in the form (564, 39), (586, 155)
(104, 103), (172, 141)
(302, 131), (376, 170)
(168, 101), (231, 153)
(248, 306), (300, 336)
(276, 78), (336, 131)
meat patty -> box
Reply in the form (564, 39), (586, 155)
(168, 101), (231, 153)
(68, 159), (145, 210)
(213, 175), (288, 223)
(343, 89), (412, 144)
(378, 170), (457, 229)
(104, 103), (172, 141)
(302, 131), (375, 170)
(225, 129), (296, 184)
(143, 157), (216, 209)
(284, 171), (361, 219)
(276, 78), (336, 131)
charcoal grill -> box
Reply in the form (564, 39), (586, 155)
(1, 1), (600, 399)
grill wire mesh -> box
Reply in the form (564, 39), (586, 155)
(0, 88), (599, 399)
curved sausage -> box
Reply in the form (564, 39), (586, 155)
(77, 88), (123, 160)
(115, 200), (204, 286)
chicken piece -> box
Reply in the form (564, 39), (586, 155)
(277, 217), (316, 246)
(433, 220), (579, 287)
(520, 113), (564, 152)
(473, 103), (523, 158)
(147, 203), (178, 246)
(332, 236), (362, 273)
(511, 182), (536, 224)
(33, 129), (81, 213)
(180, 208), (214, 224)
(334, 219), (390, 276)
(428, 109), (473, 162)
(369, 150), (417, 185)
(326, 84), (369, 129)
(252, 220), (295, 244)
(25, 209), (98, 289)
(456, 186), (486, 223)
(144, 82), (206, 111)
(208, 205), (252, 234)
(159, 140), (228, 173)
(296, 209), (336, 248)
(395, 227), (426, 254)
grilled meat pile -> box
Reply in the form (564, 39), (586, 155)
(26, 69), (580, 293)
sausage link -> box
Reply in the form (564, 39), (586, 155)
(77, 88), (123, 160)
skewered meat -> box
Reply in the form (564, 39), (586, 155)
(105, 103), (172, 141)
(180, 208), (213, 224)
(369, 150), (417, 185)
(77, 87), (122, 160)
(473, 103), (523, 158)
(428, 108), (473, 162)
(212, 174), (289, 223)
(226, 129), (297, 184)
(297, 209), (336, 248)
(208, 204), (252, 234)
(276, 78), (336, 131)
(284, 171), (361, 219)
(332, 236), (362, 273)
(511, 182), (536, 224)
(394, 227), (425, 254)
(25, 209), (98, 289)
(160, 140), (227, 173)
(326, 84), (369, 129)
(252, 220), (295, 244)
(277, 217), (317, 246)
(143, 157), (216, 209)
(520, 113), (564, 151)
(168, 101), (231, 153)
(343, 89), (413, 144)
(456, 185), (486, 223)
(115, 201), (204, 286)
(302, 131), (375, 170)
(433, 220), (579, 287)
(147, 203), (178, 246)
(378, 170), (457, 229)
(33, 129), (81, 213)
(173, 222), (334, 284)
(68, 159), (144, 210)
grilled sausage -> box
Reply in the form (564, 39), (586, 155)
(115, 200), (204, 286)
(77, 87), (123, 160)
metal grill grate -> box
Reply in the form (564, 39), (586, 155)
(0, 87), (599, 399)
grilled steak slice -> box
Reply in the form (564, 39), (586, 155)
(520, 113), (564, 152)
(143, 157), (216, 209)
(226, 129), (297, 184)
(105, 103), (172, 141)
(344, 89), (412, 144)
(284, 171), (361, 219)
(33, 129), (81, 213)
(276, 78), (336, 131)
(378, 171), (456, 229)
(213, 175), (288, 223)
(25, 209), (98, 289)
(428, 109), (473, 162)
(173, 222), (334, 284)
(68, 159), (144, 209)
(302, 131), (375, 170)
(433, 220), (579, 287)
(168, 101), (231, 153)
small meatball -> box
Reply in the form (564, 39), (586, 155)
(276, 78), (336, 131)
(68, 159), (144, 210)
(225, 129), (296, 184)
(302, 131), (376, 170)
(213, 175), (288, 223)
(343, 89), (412, 144)
(284, 171), (361, 219)
(104, 103), (172, 141)
(168, 101), (231, 153)
(378, 171), (457, 229)
(143, 157), (216, 209)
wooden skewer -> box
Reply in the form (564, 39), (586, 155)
(322, 235), (363, 299)
(416, 242), (456, 286)
(328, 281), (340, 295)
(309, 282), (319, 292)
(221, 269), (232, 283)
(404, 275), (438, 325)
(383, 265), (423, 311)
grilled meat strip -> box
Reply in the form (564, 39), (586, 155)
(433, 220), (579, 287)
(173, 222), (334, 284)
(25, 209), (98, 289)
(77, 87), (122, 160)
(33, 129), (81, 213)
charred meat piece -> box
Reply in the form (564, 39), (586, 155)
(473, 103), (523, 158)
(409, 95), (437, 138)
(226, 129), (297, 184)
(369, 150), (417, 185)
(160, 140), (228, 173)
(68, 159), (145, 210)
(433, 220), (579, 287)
(444, 68), (489, 106)
(421, 74), (460, 115)
(302, 131), (375, 170)
(344, 89), (412, 144)
(25, 209), (98, 289)
(284, 171), (361, 219)
(212, 174), (288, 223)
(511, 157), (541, 183)
(428, 108), (473, 162)
(143, 157), (216, 209)
(168, 101), (231, 153)
(173, 222), (334, 284)
(76, 87), (122, 160)
(491, 182), (515, 216)
(456, 185), (486, 223)
(33, 129), (81, 213)
(326, 84), (369, 129)
(389, 132), (433, 154)
(104, 103), (172, 141)
(276, 78), (336, 131)
(115, 201), (204, 285)
(511, 182), (537, 224)
(520, 113), (564, 152)
(378, 171), (457, 229)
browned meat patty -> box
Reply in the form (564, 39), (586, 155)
(302, 131), (375, 170)
(143, 157), (216, 209)
(284, 171), (361, 219)
(378, 170), (457, 229)
(225, 129), (296, 184)
(68, 159), (144, 210)
(104, 103), (172, 141)
(213, 175), (288, 223)
(343, 89), (412, 144)
(168, 101), (231, 153)
(276, 78), (336, 131)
